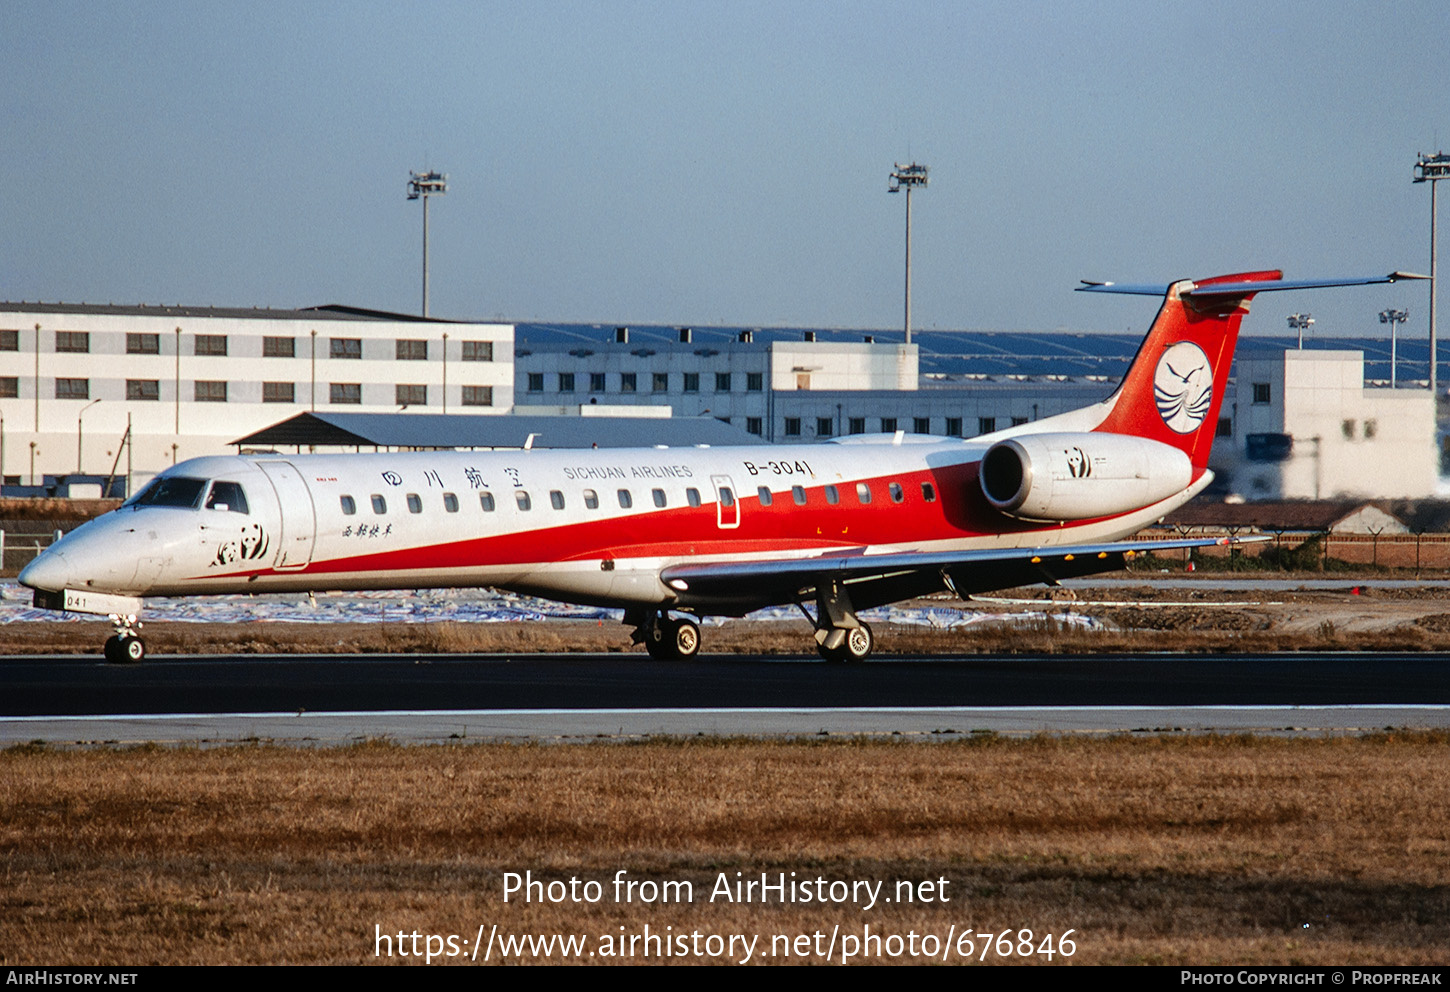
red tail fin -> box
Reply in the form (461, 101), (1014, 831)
(1093, 269), (1281, 469)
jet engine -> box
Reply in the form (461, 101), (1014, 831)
(979, 432), (1193, 522)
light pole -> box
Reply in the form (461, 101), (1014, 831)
(1288, 313), (1314, 349)
(1415, 151), (1450, 397)
(1380, 308), (1409, 387)
(408, 170), (448, 317)
(77, 398), (100, 474)
(889, 162), (929, 345)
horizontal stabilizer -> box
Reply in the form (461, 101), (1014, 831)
(1078, 272), (1427, 297)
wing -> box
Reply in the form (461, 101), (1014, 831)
(659, 536), (1259, 616)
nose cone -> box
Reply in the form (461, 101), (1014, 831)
(19, 549), (72, 593)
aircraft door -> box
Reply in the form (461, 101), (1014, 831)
(256, 460), (317, 569)
(711, 475), (740, 529)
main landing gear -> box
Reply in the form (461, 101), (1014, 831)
(810, 578), (874, 663)
(103, 613), (146, 664)
(629, 609), (701, 660)
(627, 579), (877, 663)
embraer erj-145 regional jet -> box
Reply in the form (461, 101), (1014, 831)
(20, 270), (1424, 663)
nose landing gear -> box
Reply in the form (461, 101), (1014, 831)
(103, 614), (146, 664)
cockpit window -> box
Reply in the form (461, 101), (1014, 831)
(131, 476), (207, 509)
(205, 481), (249, 514)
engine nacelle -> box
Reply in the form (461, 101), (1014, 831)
(979, 432), (1193, 522)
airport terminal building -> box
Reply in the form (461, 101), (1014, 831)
(0, 302), (513, 494)
(513, 324), (1109, 442)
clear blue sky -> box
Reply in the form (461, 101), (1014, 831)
(3, 0), (1448, 338)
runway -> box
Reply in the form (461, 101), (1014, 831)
(3, 650), (1449, 744)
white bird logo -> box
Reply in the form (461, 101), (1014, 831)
(1153, 342), (1213, 433)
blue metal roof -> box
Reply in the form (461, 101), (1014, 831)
(517, 323), (1429, 383)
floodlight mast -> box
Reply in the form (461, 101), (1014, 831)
(408, 170), (448, 318)
(1287, 312), (1314, 350)
(1380, 308), (1409, 388)
(889, 162), (929, 345)
(1414, 151), (1449, 397)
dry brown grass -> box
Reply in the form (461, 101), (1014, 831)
(6, 613), (1450, 657)
(3, 735), (1448, 965)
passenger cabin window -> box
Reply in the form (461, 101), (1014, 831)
(686, 488), (701, 507)
(824, 485), (839, 505)
(516, 491), (532, 511)
(618, 490), (633, 509)
(480, 492), (496, 512)
(583, 489), (599, 509)
(889, 482), (904, 504)
(550, 490), (565, 510)
(406, 493), (423, 514)
(652, 489), (667, 508)
(792, 485), (806, 505)
(371, 494), (387, 514)
(757, 486), (772, 506)
(443, 493), (459, 513)
(921, 482), (937, 503)
(132, 476), (207, 508)
(205, 481), (249, 514)
(856, 483), (873, 504)
(340, 495), (357, 515)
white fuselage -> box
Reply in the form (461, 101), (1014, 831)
(19, 431), (1207, 615)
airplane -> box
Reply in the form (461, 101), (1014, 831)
(18, 269), (1425, 664)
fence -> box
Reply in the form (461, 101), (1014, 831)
(1146, 529), (1450, 572)
(0, 529), (66, 573)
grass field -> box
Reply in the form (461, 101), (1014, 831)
(10, 580), (1450, 657)
(3, 734), (1448, 965)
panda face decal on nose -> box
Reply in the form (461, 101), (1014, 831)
(1153, 341), (1213, 434)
